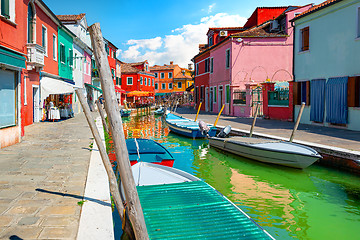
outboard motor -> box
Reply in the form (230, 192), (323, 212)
(217, 125), (231, 138)
(198, 121), (210, 136)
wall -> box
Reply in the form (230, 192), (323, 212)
(84, 51), (92, 84)
(194, 51), (210, 111)
(294, 0), (360, 130)
(58, 27), (73, 80)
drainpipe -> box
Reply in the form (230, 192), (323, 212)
(291, 20), (296, 121)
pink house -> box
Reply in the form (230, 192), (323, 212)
(84, 51), (92, 84)
(208, 5), (312, 119)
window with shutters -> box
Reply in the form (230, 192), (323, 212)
(161, 83), (166, 89)
(160, 72), (165, 79)
(140, 76), (143, 85)
(42, 26), (48, 56)
(144, 78), (147, 86)
(127, 77), (133, 85)
(226, 49), (230, 68)
(69, 49), (73, 67)
(60, 44), (65, 64)
(300, 27), (309, 51)
(53, 35), (57, 61)
(27, 3), (34, 43)
(169, 83), (173, 89)
(155, 83), (158, 90)
(168, 72), (172, 78)
(210, 58), (213, 73)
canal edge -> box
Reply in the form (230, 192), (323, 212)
(77, 116), (114, 239)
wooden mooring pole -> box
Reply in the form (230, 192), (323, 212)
(89, 23), (149, 240)
(195, 101), (202, 121)
(249, 103), (259, 137)
(289, 102), (305, 142)
(75, 89), (134, 239)
(214, 104), (225, 127)
(96, 99), (110, 134)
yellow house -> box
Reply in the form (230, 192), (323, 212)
(173, 68), (194, 93)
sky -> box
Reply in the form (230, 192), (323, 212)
(45, 0), (323, 68)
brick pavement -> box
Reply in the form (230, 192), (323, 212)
(0, 112), (93, 239)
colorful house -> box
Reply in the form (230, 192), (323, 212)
(57, 13), (93, 114)
(173, 67), (193, 94)
(120, 60), (155, 103)
(291, 0), (360, 131)
(150, 61), (180, 98)
(193, 5), (311, 118)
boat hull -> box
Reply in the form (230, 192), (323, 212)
(166, 121), (217, 138)
(209, 137), (321, 169)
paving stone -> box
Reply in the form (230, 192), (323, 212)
(0, 215), (14, 226)
(38, 205), (78, 215)
(39, 226), (76, 239)
(17, 216), (40, 226)
(0, 189), (22, 199)
(6, 206), (39, 215)
(0, 226), (43, 239)
(19, 192), (37, 199)
(15, 199), (49, 206)
(0, 205), (10, 214)
(41, 216), (77, 227)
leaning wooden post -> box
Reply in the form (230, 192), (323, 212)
(194, 101), (202, 121)
(75, 89), (134, 239)
(214, 104), (225, 127)
(249, 103), (259, 137)
(96, 99), (110, 134)
(89, 23), (149, 240)
(289, 102), (305, 142)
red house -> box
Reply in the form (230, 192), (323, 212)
(120, 60), (155, 103)
(0, 0), (60, 148)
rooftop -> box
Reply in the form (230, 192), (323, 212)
(57, 13), (85, 21)
(291, 0), (342, 21)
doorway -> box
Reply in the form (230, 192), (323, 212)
(218, 85), (223, 111)
(33, 85), (40, 122)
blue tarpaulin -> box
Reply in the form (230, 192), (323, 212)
(325, 77), (348, 124)
(310, 79), (325, 122)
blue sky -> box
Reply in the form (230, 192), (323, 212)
(45, 0), (323, 67)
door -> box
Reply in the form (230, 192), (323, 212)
(210, 87), (213, 112)
(251, 86), (263, 117)
(205, 87), (209, 112)
(219, 85), (223, 111)
(33, 86), (40, 122)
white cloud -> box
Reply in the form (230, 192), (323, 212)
(208, 3), (216, 13)
(118, 13), (247, 67)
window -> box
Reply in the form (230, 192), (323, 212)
(23, 76), (27, 106)
(300, 27), (309, 51)
(357, 7), (360, 38)
(196, 63), (199, 75)
(60, 44), (65, 64)
(0, 69), (16, 128)
(233, 91), (246, 104)
(27, 4), (34, 43)
(74, 53), (77, 69)
(144, 77), (147, 86)
(204, 58), (210, 73)
(1, 0), (10, 19)
(53, 35), (57, 61)
(116, 77), (121, 85)
(177, 82), (182, 89)
(200, 86), (204, 101)
(152, 78), (154, 86)
(210, 58), (213, 73)
(155, 83), (158, 90)
(214, 86), (217, 103)
(69, 49), (73, 67)
(111, 69), (115, 79)
(168, 72), (173, 78)
(169, 83), (173, 89)
(161, 83), (166, 89)
(42, 26), (47, 56)
(140, 76), (143, 85)
(127, 77), (133, 85)
(226, 49), (230, 68)
(160, 72), (165, 79)
(154, 72), (158, 78)
(209, 36), (213, 46)
(148, 77), (151, 86)
(225, 85), (230, 104)
(113, 50), (116, 59)
(105, 43), (109, 55)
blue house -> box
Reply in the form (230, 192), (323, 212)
(291, 0), (360, 131)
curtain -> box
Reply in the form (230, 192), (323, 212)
(310, 79), (325, 122)
(325, 77), (348, 124)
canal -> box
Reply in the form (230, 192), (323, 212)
(111, 114), (360, 240)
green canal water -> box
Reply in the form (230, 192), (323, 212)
(114, 114), (360, 240)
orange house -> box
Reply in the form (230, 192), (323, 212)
(150, 61), (182, 98)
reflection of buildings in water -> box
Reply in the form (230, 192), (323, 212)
(229, 168), (298, 229)
(122, 115), (169, 140)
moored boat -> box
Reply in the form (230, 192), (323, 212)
(153, 106), (165, 115)
(126, 138), (175, 167)
(120, 109), (131, 117)
(165, 112), (217, 138)
(130, 161), (275, 239)
(209, 136), (321, 169)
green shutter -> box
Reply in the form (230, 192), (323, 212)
(69, 49), (73, 66)
(226, 85), (230, 103)
(214, 87), (217, 102)
(1, 0), (10, 19)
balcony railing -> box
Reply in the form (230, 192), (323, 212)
(26, 43), (45, 69)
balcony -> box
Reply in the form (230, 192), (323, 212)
(27, 43), (45, 71)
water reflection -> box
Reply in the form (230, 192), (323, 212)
(113, 114), (360, 240)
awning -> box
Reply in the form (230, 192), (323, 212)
(127, 91), (152, 97)
(85, 83), (103, 93)
(0, 46), (26, 69)
(155, 92), (172, 96)
(41, 76), (76, 105)
(115, 86), (126, 93)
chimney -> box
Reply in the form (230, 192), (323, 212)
(170, 61), (174, 65)
(188, 64), (193, 70)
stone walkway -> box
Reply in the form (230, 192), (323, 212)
(176, 108), (360, 151)
(0, 112), (93, 239)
